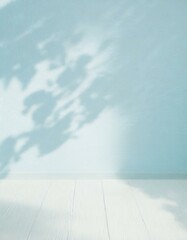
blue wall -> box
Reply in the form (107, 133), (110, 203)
(0, 0), (187, 177)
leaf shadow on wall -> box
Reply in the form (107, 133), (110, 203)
(0, 0), (121, 176)
(0, 0), (187, 177)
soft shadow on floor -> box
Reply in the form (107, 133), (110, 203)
(0, 199), (95, 240)
(128, 179), (187, 231)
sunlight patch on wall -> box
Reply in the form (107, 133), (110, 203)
(10, 107), (125, 174)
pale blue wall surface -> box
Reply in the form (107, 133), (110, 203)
(0, 0), (187, 177)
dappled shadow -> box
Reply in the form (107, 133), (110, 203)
(128, 180), (187, 233)
(0, 0), (123, 175)
(0, 0), (187, 177)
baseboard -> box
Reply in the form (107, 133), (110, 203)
(1, 173), (187, 179)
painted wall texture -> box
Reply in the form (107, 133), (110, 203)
(0, 0), (187, 177)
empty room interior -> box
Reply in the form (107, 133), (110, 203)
(0, 0), (187, 239)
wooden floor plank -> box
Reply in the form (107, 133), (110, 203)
(0, 180), (49, 240)
(1, 179), (187, 240)
(27, 180), (75, 240)
(70, 180), (109, 240)
(103, 180), (151, 240)
(129, 180), (187, 240)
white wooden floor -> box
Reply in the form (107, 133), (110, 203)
(0, 179), (187, 240)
